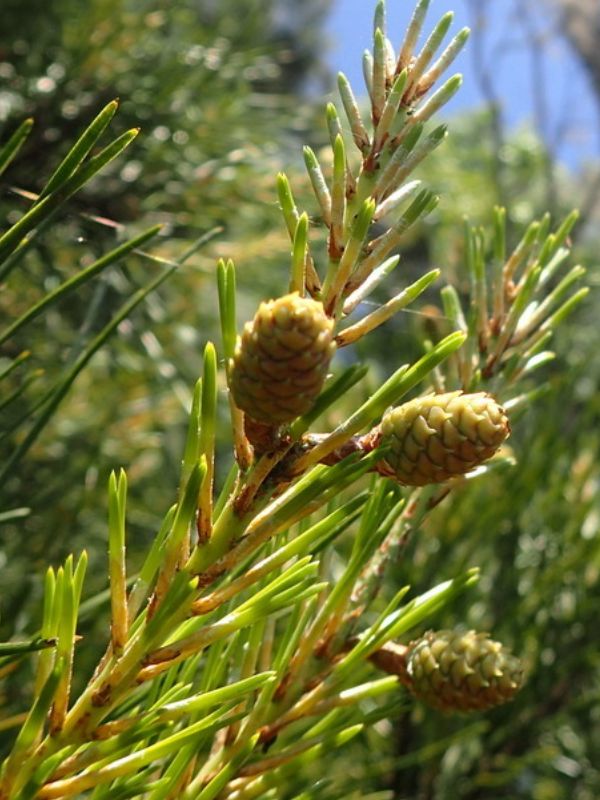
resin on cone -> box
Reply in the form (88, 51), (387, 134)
(406, 629), (523, 712)
(230, 292), (335, 425)
(378, 391), (510, 485)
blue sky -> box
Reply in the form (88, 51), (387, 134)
(325, 0), (598, 171)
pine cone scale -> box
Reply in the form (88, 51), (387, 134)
(231, 292), (335, 425)
(378, 391), (510, 485)
(406, 629), (523, 712)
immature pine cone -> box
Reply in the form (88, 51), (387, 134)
(406, 629), (523, 712)
(230, 292), (335, 425)
(378, 391), (509, 485)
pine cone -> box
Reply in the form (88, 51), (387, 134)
(230, 292), (335, 425)
(378, 391), (509, 485)
(406, 629), (523, 712)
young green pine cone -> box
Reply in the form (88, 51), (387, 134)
(405, 629), (523, 712)
(377, 391), (510, 485)
(230, 292), (335, 425)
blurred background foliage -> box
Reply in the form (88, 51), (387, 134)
(0, 0), (331, 622)
(0, 0), (598, 797)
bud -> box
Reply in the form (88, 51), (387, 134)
(230, 292), (335, 425)
(378, 391), (509, 485)
(406, 629), (523, 712)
